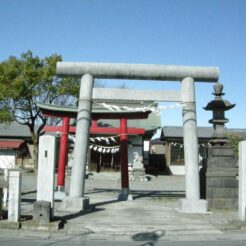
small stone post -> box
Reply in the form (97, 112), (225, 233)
(37, 135), (56, 216)
(8, 170), (22, 222)
(33, 201), (51, 224)
(178, 77), (208, 213)
(239, 141), (246, 220)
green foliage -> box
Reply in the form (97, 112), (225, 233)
(0, 106), (13, 123)
(226, 132), (244, 158)
(0, 50), (79, 128)
(0, 51), (80, 170)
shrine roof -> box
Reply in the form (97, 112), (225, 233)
(37, 102), (77, 114)
(0, 122), (31, 138)
(36, 101), (156, 114)
(36, 101), (156, 119)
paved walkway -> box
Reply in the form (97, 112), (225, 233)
(2, 170), (246, 243)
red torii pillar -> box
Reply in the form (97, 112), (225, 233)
(57, 117), (69, 189)
(119, 118), (130, 199)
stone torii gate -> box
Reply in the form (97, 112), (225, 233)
(57, 62), (219, 213)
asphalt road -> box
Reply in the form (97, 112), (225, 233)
(1, 236), (246, 246)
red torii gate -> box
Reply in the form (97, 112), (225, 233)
(38, 103), (150, 195)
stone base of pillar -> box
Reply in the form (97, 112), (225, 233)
(54, 191), (66, 200)
(118, 188), (133, 201)
(54, 186), (66, 200)
(61, 196), (89, 212)
(177, 198), (208, 214)
(205, 146), (238, 210)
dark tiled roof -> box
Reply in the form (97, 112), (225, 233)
(97, 111), (161, 132)
(0, 122), (31, 138)
(161, 126), (246, 139)
(161, 126), (213, 138)
(228, 128), (246, 139)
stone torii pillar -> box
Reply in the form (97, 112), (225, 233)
(178, 77), (208, 213)
(57, 62), (219, 213)
(63, 74), (94, 211)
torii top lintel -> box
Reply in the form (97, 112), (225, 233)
(56, 62), (219, 82)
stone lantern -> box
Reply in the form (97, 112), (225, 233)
(203, 82), (238, 209)
(204, 82), (235, 145)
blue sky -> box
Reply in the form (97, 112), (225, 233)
(0, 0), (245, 128)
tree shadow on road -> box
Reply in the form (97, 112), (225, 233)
(132, 229), (166, 245)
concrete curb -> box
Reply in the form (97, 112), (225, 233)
(21, 219), (64, 232)
(0, 220), (21, 229)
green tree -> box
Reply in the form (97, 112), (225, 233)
(0, 51), (79, 171)
(226, 132), (244, 158)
